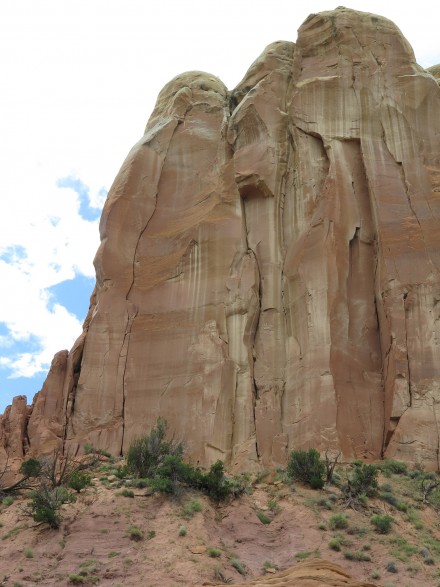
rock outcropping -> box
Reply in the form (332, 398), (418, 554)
(2, 7), (440, 470)
(203, 559), (376, 586)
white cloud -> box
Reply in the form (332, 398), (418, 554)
(0, 173), (99, 377)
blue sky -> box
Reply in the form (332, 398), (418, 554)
(0, 176), (102, 412)
(0, 273), (95, 412)
(0, 0), (439, 414)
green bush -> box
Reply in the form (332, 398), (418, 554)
(126, 417), (184, 478)
(351, 463), (378, 496)
(19, 458), (42, 478)
(28, 485), (76, 529)
(207, 547), (221, 558)
(68, 471), (92, 493)
(194, 460), (235, 501)
(181, 499), (203, 518)
(342, 463), (378, 506)
(286, 449), (326, 489)
(343, 550), (371, 562)
(380, 491), (407, 511)
(230, 558), (246, 575)
(370, 514), (393, 534)
(68, 575), (86, 585)
(329, 513), (348, 530)
(381, 459), (408, 475)
(380, 491), (399, 506)
(127, 525), (143, 541)
(385, 560), (398, 573)
(127, 419), (237, 501)
(256, 511), (271, 525)
(114, 465), (129, 479)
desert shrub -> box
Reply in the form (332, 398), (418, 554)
(207, 547), (221, 558)
(419, 547), (435, 565)
(418, 472), (440, 505)
(350, 463), (378, 495)
(213, 565), (229, 583)
(267, 498), (279, 513)
(329, 538), (341, 551)
(27, 485), (76, 529)
(68, 471), (92, 493)
(127, 525), (143, 541)
(126, 417), (183, 478)
(230, 557), (246, 575)
(346, 526), (367, 536)
(1, 457), (42, 498)
(2, 495), (14, 507)
(385, 560), (398, 573)
(343, 550), (371, 561)
(295, 550), (317, 560)
(324, 450), (341, 483)
(380, 491), (399, 506)
(19, 458), (42, 479)
(23, 547), (34, 559)
(118, 488), (134, 498)
(194, 460), (235, 501)
(371, 514), (393, 534)
(381, 459), (408, 476)
(316, 497), (333, 510)
(342, 463), (378, 507)
(388, 536), (417, 560)
(68, 575), (86, 585)
(380, 491), (407, 511)
(181, 499), (203, 518)
(178, 525), (186, 536)
(256, 511), (271, 525)
(329, 513), (348, 530)
(37, 449), (97, 490)
(127, 420), (237, 500)
(406, 507), (423, 529)
(114, 465), (129, 479)
(108, 551), (120, 558)
(133, 478), (149, 488)
(287, 448), (326, 489)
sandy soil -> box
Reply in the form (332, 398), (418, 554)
(0, 473), (439, 586)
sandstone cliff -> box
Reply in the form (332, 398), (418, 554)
(2, 7), (440, 470)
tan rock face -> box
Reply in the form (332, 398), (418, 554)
(2, 7), (440, 470)
(202, 559), (376, 586)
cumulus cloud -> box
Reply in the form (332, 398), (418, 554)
(0, 172), (101, 378)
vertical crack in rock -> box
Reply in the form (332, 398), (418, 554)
(119, 308), (137, 455)
(402, 291), (413, 409)
(63, 345), (84, 443)
(229, 40), (294, 465)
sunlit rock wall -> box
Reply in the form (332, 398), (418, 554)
(3, 8), (440, 471)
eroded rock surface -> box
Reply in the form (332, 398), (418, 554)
(2, 7), (440, 470)
(203, 559), (376, 586)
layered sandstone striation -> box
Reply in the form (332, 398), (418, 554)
(204, 559), (376, 586)
(2, 8), (440, 470)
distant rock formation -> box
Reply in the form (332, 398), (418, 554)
(2, 7), (440, 471)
